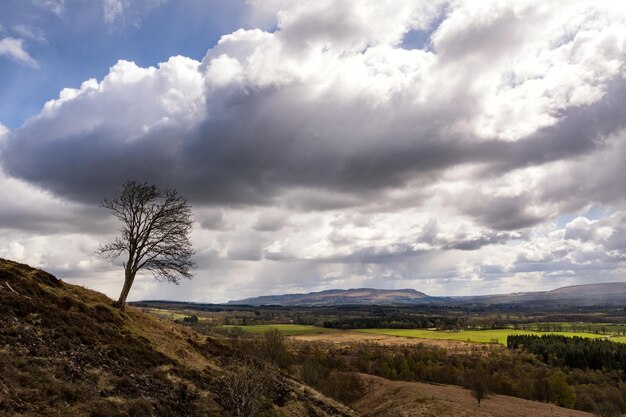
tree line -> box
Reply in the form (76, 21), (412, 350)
(323, 315), (514, 330)
(508, 334), (626, 373)
(182, 316), (626, 414)
(291, 341), (626, 413)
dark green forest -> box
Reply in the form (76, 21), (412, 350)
(508, 334), (626, 372)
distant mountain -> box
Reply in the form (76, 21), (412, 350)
(229, 283), (626, 306)
(229, 288), (433, 306)
(464, 282), (626, 306)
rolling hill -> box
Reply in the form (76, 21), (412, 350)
(228, 283), (626, 306)
(464, 282), (626, 306)
(0, 258), (357, 417)
(229, 288), (433, 306)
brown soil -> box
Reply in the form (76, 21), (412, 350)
(353, 374), (593, 417)
(290, 331), (501, 354)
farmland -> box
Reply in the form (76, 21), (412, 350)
(223, 323), (339, 336)
(217, 324), (618, 345)
(356, 328), (609, 345)
(138, 300), (626, 415)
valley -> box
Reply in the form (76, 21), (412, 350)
(137, 296), (626, 416)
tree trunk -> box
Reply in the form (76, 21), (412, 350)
(116, 267), (135, 309)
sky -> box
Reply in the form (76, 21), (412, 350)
(1, 0), (625, 303)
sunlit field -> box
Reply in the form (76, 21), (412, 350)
(143, 308), (191, 321)
(219, 324), (623, 345)
(356, 328), (610, 345)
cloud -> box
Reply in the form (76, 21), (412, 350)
(103, 0), (129, 25)
(0, 37), (38, 67)
(253, 209), (288, 232)
(0, 168), (112, 235)
(12, 25), (47, 43)
(33, 0), (66, 16)
(3, 1), (625, 224)
(1, 1), (626, 301)
(101, 0), (168, 26)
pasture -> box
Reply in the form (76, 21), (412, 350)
(356, 328), (609, 345)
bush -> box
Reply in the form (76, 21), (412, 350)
(217, 362), (270, 417)
(263, 329), (291, 369)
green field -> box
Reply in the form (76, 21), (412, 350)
(524, 322), (626, 334)
(223, 324), (339, 336)
(356, 328), (609, 345)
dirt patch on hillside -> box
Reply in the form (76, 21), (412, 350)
(290, 331), (501, 353)
(353, 374), (593, 417)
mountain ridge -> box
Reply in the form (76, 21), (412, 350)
(228, 282), (626, 306)
(228, 287), (431, 306)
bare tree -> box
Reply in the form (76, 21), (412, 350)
(219, 362), (267, 417)
(263, 328), (290, 368)
(98, 180), (196, 309)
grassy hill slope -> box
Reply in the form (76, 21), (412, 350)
(353, 374), (593, 417)
(0, 258), (357, 417)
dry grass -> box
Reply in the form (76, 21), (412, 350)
(353, 374), (593, 417)
(0, 257), (357, 417)
(290, 331), (501, 354)
(123, 307), (220, 372)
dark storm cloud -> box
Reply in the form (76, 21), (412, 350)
(1, 1), (625, 236)
(253, 210), (287, 232)
(497, 79), (626, 170)
(0, 205), (110, 234)
(197, 209), (226, 230)
(443, 231), (516, 251)
(439, 78), (626, 231)
(1, 82), (470, 204)
(2, 75), (626, 236)
(455, 194), (544, 231)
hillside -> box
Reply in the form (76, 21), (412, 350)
(0, 258), (357, 417)
(229, 288), (431, 306)
(228, 283), (626, 306)
(465, 282), (626, 306)
(353, 374), (593, 417)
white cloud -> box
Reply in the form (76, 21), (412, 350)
(431, 1), (626, 141)
(12, 25), (47, 43)
(33, 0), (66, 16)
(101, 0), (169, 26)
(32, 56), (205, 141)
(0, 37), (38, 67)
(1, 1), (626, 301)
(103, 0), (129, 25)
